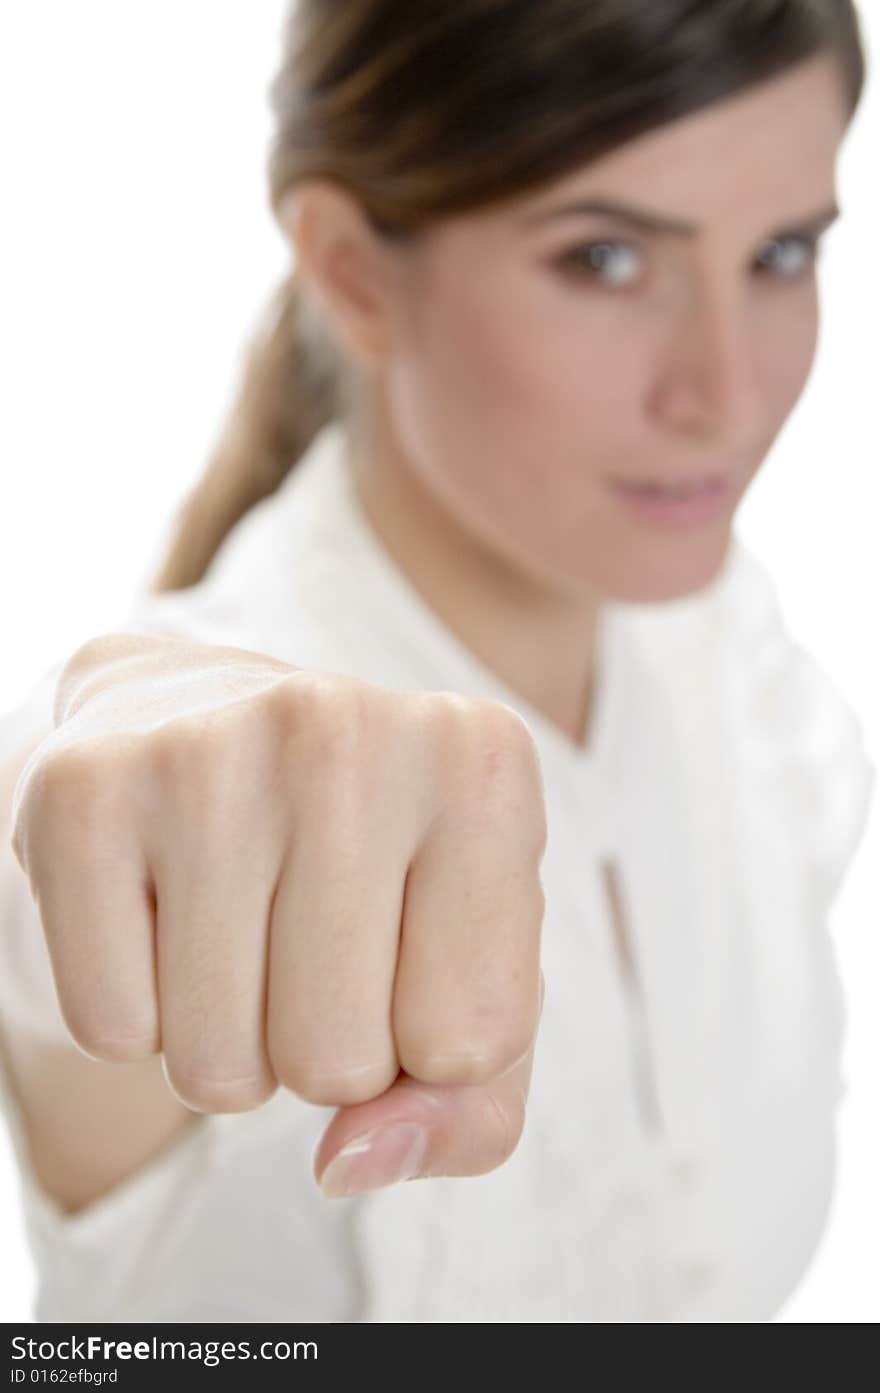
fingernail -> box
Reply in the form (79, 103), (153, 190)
(318, 1121), (428, 1198)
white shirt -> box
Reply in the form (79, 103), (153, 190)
(0, 421), (874, 1322)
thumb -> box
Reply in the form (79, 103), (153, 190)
(312, 973), (544, 1198)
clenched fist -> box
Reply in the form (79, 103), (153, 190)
(10, 635), (547, 1197)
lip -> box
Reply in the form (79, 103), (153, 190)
(610, 473), (726, 488)
(608, 476), (731, 528)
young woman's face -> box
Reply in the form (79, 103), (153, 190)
(381, 54), (850, 604)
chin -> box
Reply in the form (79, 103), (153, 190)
(593, 530), (733, 607)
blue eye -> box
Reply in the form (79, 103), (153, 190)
(755, 234), (821, 280)
(555, 232), (823, 290)
(558, 240), (644, 287)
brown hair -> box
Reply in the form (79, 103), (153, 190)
(147, 0), (866, 595)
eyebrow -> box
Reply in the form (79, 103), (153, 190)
(518, 196), (842, 241)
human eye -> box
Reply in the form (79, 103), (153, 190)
(754, 233), (822, 281)
(554, 238), (646, 289)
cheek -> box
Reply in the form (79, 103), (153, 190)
(388, 271), (629, 530)
(756, 291), (821, 415)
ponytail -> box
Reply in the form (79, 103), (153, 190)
(146, 266), (342, 595)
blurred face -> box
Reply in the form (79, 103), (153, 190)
(378, 55), (850, 604)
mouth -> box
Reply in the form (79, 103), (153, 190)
(607, 473), (731, 528)
(608, 474), (726, 498)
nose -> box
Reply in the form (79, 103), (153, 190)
(650, 282), (765, 448)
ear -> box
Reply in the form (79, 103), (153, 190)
(277, 180), (393, 371)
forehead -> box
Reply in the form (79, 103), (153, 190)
(520, 55), (848, 228)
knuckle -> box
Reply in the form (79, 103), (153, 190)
(163, 1060), (277, 1114)
(479, 709), (548, 856)
(464, 699), (542, 789)
(34, 741), (117, 814)
(273, 674), (376, 770)
(22, 742), (130, 865)
(399, 1028), (529, 1089)
(67, 1012), (160, 1064)
(439, 699), (547, 857)
(402, 1049), (491, 1088)
(75, 1037), (159, 1065)
(144, 718), (220, 787)
(472, 696), (535, 752)
(272, 1055), (395, 1107)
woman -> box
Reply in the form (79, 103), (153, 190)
(0, 0), (874, 1322)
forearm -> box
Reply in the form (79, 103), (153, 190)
(0, 998), (197, 1218)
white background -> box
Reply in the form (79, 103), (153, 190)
(0, 2), (877, 1322)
